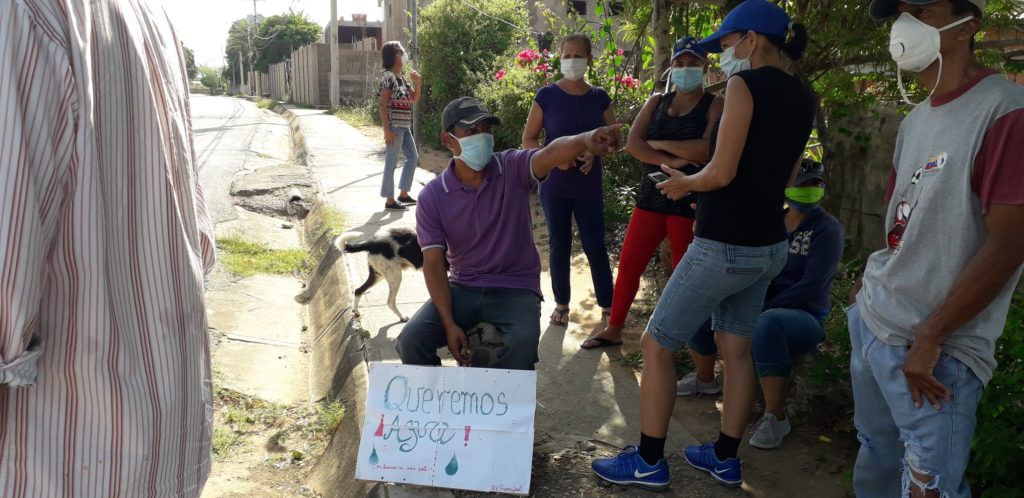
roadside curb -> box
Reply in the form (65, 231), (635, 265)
(275, 104), (310, 169)
(274, 103), (376, 498)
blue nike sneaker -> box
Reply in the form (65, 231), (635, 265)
(683, 442), (742, 488)
(591, 445), (670, 490)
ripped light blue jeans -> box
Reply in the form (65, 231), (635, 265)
(848, 303), (983, 498)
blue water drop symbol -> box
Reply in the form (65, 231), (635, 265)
(445, 453), (458, 475)
(369, 446), (379, 465)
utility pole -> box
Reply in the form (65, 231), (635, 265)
(243, 0), (264, 96)
(252, 0), (263, 96)
(329, 0), (339, 108)
(238, 51), (245, 94)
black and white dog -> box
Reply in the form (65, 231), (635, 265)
(336, 228), (425, 322)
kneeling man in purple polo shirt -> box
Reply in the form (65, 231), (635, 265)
(396, 97), (622, 370)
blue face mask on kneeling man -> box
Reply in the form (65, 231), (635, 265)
(451, 132), (495, 171)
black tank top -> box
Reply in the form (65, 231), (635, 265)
(697, 66), (816, 246)
(635, 91), (715, 218)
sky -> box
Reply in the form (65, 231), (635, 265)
(152, 0), (383, 67)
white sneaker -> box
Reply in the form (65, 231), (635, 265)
(749, 413), (791, 449)
(675, 371), (721, 396)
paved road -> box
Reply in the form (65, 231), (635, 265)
(190, 94), (290, 225)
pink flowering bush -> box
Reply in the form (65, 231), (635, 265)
(476, 42), (650, 153)
(512, 48), (560, 85)
(614, 74), (639, 89)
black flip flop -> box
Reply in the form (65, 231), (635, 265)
(580, 337), (623, 350)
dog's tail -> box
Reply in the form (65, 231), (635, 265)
(333, 232), (362, 252)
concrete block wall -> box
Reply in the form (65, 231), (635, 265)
(316, 45), (331, 106)
(339, 49), (376, 104)
(267, 62), (288, 102)
(258, 44), (378, 107)
(291, 43), (325, 107)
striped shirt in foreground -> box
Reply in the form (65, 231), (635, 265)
(0, 0), (216, 496)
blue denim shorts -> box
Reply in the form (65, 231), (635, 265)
(646, 237), (788, 352)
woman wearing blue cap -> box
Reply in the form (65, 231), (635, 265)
(591, 0), (816, 490)
(581, 36), (723, 350)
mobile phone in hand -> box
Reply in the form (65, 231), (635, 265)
(648, 171), (670, 183)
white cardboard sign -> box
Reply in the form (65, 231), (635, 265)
(355, 363), (537, 495)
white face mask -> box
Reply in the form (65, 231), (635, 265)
(560, 58), (588, 81)
(719, 34), (752, 78)
(889, 12), (975, 105)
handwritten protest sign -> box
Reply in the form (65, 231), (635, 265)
(355, 363), (537, 495)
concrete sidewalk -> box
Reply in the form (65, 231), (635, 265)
(285, 107), (701, 490)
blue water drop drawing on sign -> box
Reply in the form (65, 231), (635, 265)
(369, 446), (379, 465)
(445, 453), (458, 475)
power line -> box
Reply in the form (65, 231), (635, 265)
(456, 0), (543, 36)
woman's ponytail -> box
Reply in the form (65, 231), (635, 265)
(781, 22), (808, 60)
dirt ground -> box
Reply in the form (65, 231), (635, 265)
(345, 121), (858, 498)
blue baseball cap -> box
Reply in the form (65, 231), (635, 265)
(697, 0), (792, 54)
(671, 37), (708, 62)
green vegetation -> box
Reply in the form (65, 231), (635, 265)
(255, 98), (277, 110)
(216, 237), (306, 277)
(181, 44), (198, 81)
(211, 426), (242, 457)
(211, 387), (288, 459)
(417, 0), (529, 149)
(251, 14), (322, 72)
(334, 103), (378, 129)
(224, 13), (321, 86)
(199, 66), (225, 90)
(314, 398), (346, 435)
(305, 206), (347, 242)
(264, 397), (346, 464)
(969, 289), (1024, 496)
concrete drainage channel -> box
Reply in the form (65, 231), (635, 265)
(273, 104), (396, 498)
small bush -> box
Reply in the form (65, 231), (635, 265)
(417, 0), (529, 149)
(969, 289), (1024, 496)
(255, 98), (276, 110)
(316, 398), (346, 434)
(211, 426), (242, 457)
(601, 149), (643, 237)
(334, 102), (378, 129)
(475, 61), (541, 151)
(472, 7), (652, 236)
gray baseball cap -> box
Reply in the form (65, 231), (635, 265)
(869, 0), (986, 21)
(441, 97), (501, 132)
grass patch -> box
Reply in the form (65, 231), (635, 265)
(306, 206), (347, 242)
(216, 237), (307, 277)
(315, 398), (346, 434)
(215, 387), (289, 430)
(256, 98), (277, 110)
(260, 397), (347, 466)
(211, 387), (289, 459)
(212, 426), (242, 457)
(333, 103), (378, 128)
